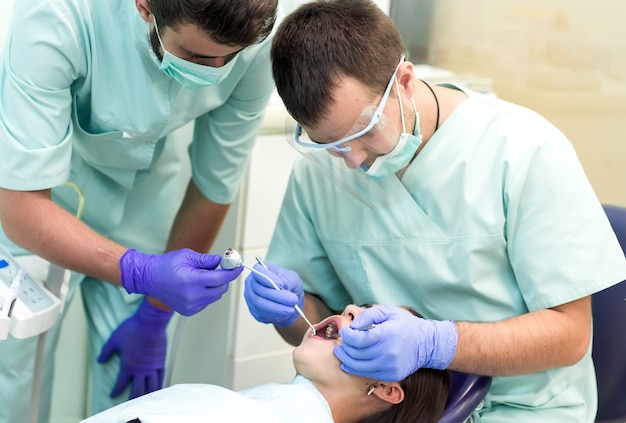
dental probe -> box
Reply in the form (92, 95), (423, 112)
(327, 324), (377, 339)
(254, 256), (317, 336)
(353, 324), (377, 331)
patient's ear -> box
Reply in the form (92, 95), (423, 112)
(373, 382), (404, 405)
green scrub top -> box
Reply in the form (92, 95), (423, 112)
(0, 0), (275, 254)
(267, 87), (626, 421)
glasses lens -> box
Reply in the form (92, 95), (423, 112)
(342, 105), (387, 138)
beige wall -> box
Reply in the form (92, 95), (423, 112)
(425, 0), (625, 206)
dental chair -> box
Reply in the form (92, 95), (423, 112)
(592, 204), (626, 423)
(439, 371), (492, 423)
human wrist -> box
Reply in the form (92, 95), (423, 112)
(120, 249), (141, 294)
(425, 319), (458, 370)
(135, 298), (174, 327)
(121, 249), (158, 296)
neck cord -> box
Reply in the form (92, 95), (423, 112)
(420, 79), (440, 132)
(401, 78), (441, 175)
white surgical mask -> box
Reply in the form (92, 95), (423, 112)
(150, 17), (238, 89)
(361, 90), (422, 179)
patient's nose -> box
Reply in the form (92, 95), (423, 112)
(341, 304), (362, 321)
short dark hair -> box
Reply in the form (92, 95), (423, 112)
(271, 0), (406, 128)
(150, 0), (277, 46)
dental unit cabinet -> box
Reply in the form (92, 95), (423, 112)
(0, 245), (66, 340)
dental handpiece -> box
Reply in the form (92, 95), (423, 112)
(220, 248), (244, 270)
(254, 256), (317, 336)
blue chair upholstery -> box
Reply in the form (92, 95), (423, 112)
(592, 204), (626, 422)
(439, 371), (492, 423)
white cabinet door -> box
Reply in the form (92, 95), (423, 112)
(229, 133), (300, 390)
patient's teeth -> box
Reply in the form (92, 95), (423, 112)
(324, 322), (339, 339)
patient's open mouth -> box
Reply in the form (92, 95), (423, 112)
(313, 317), (341, 340)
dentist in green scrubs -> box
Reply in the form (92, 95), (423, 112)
(243, 1), (626, 421)
(0, 0), (278, 421)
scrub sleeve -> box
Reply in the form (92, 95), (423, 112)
(0, 0), (276, 419)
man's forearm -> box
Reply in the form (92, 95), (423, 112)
(0, 188), (126, 284)
(449, 296), (591, 376)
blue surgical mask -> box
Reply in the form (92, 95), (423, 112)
(150, 17), (238, 89)
(361, 94), (422, 179)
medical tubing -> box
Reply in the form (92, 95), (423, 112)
(62, 181), (85, 220)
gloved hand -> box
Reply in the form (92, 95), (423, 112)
(334, 305), (458, 382)
(244, 262), (304, 327)
(97, 298), (174, 399)
(120, 248), (243, 316)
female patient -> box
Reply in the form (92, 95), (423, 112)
(82, 304), (449, 423)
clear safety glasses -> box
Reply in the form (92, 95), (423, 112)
(293, 54), (406, 153)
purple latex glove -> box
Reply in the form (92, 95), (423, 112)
(243, 262), (304, 327)
(334, 305), (458, 382)
(120, 248), (243, 316)
(97, 298), (174, 399)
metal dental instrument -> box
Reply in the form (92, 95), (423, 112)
(353, 324), (377, 331)
(254, 256), (317, 336)
(327, 323), (377, 339)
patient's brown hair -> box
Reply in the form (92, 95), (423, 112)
(358, 367), (450, 423)
(356, 305), (450, 423)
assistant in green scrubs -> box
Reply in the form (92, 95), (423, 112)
(0, 0), (278, 420)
